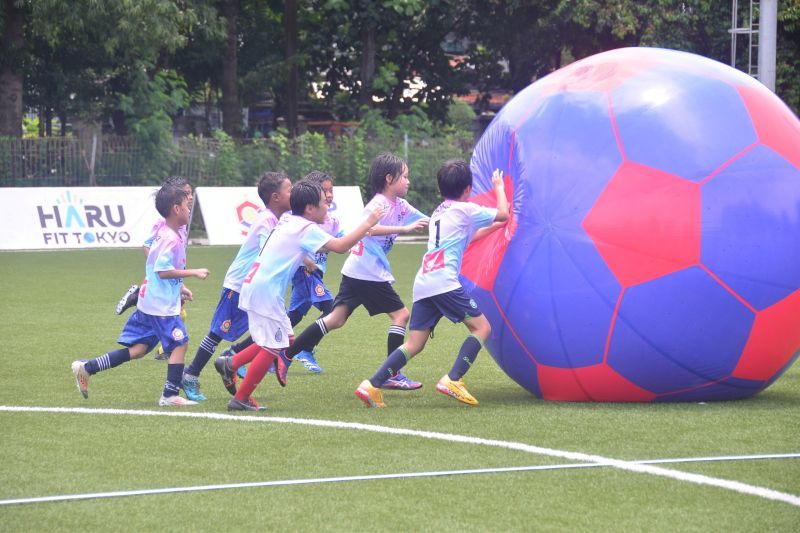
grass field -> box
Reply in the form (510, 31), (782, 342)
(0, 244), (798, 531)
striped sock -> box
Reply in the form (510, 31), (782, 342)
(387, 325), (406, 357)
(84, 348), (130, 375)
(286, 318), (328, 359)
(185, 334), (221, 377)
(163, 363), (184, 397)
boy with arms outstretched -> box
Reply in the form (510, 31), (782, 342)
(214, 180), (384, 411)
(180, 172), (292, 401)
(356, 160), (508, 407)
(276, 153), (428, 389)
(286, 170), (343, 373)
(71, 181), (209, 406)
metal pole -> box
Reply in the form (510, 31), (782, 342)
(758, 0), (777, 91)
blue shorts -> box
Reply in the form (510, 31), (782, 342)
(209, 288), (249, 341)
(288, 267), (333, 315)
(409, 287), (483, 332)
(118, 310), (189, 354)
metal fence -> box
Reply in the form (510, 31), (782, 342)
(0, 134), (474, 214)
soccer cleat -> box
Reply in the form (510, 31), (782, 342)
(436, 375), (478, 406)
(355, 379), (385, 408)
(214, 356), (238, 395)
(381, 372), (422, 391)
(154, 344), (170, 361)
(274, 350), (292, 387)
(158, 394), (198, 407)
(181, 374), (207, 402)
(296, 350), (323, 373)
(71, 360), (90, 399)
(115, 284), (139, 315)
(227, 397), (266, 412)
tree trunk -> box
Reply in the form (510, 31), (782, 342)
(358, 24), (376, 112)
(0, 0), (24, 137)
(284, 0), (298, 138)
(221, 0), (241, 137)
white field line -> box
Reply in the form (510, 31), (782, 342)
(1, 406), (799, 508)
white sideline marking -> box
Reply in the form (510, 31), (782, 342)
(1, 406), (799, 508)
(1, 453), (799, 506)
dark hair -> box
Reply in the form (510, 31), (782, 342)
(437, 159), (473, 199)
(164, 176), (190, 188)
(258, 171), (290, 205)
(290, 180), (323, 215)
(304, 170), (333, 187)
(155, 183), (190, 218)
(368, 153), (406, 196)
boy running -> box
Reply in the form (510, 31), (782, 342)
(286, 171), (343, 373)
(71, 181), (209, 406)
(181, 172), (292, 401)
(214, 180), (384, 411)
(355, 160), (508, 407)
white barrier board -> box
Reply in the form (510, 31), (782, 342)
(196, 186), (365, 245)
(0, 187), (161, 250)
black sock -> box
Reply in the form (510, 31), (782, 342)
(85, 348), (131, 375)
(185, 333), (222, 377)
(163, 363), (184, 397)
(231, 336), (254, 354)
(387, 325), (406, 357)
(370, 348), (409, 388)
(286, 318), (328, 359)
(448, 336), (482, 381)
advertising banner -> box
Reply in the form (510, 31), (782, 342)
(0, 187), (161, 250)
(196, 186), (365, 245)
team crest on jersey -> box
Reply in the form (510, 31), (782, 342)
(221, 320), (232, 332)
(314, 283), (326, 297)
(469, 299), (477, 309)
(274, 328), (283, 342)
(351, 240), (364, 256)
(172, 328), (185, 341)
(422, 249), (445, 274)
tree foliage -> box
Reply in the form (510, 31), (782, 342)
(1, 0), (798, 143)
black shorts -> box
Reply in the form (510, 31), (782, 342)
(332, 275), (405, 316)
(409, 287), (483, 332)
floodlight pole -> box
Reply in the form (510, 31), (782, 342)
(758, 0), (777, 91)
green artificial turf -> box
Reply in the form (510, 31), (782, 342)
(0, 246), (797, 531)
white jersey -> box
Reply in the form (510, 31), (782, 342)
(412, 200), (497, 301)
(341, 193), (426, 283)
(239, 214), (333, 319)
(222, 209), (280, 292)
(143, 218), (187, 248)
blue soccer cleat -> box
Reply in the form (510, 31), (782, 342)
(295, 350), (322, 373)
(181, 374), (207, 402)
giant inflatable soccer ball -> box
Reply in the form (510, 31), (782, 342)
(462, 47), (800, 402)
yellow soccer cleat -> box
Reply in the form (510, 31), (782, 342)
(436, 375), (478, 406)
(355, 379), (385, 408)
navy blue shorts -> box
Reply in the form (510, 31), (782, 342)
(289, 268), (333, 315)
(409, 287), (483, 332)
(332, 275), (404, 316)
(118, 310), (189, 354)
(209, 288), (249, 341)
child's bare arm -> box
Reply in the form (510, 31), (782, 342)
(369, 217), (430, 236)
(158, 268), (210, 280)
(323, 205), (386, 253)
